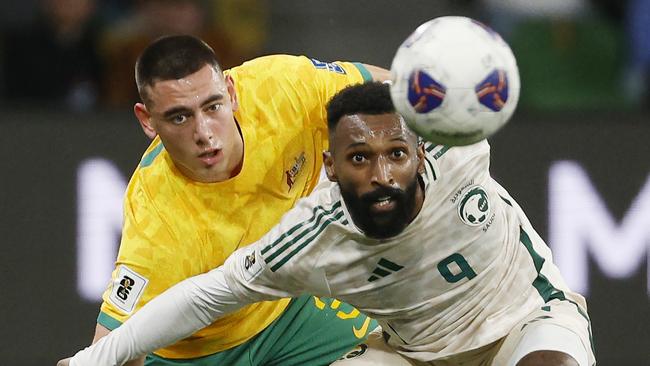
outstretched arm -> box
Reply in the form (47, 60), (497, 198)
(67, 266), (250, 366)
(362, 63), (391, 82)
(60, 186), (329, 366)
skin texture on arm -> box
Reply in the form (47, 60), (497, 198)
(517, 351), (579, 366)
(361, 64), (391, 82)
(92, 324), (146, 366)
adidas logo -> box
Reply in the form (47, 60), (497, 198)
(368, 258), (404, 282)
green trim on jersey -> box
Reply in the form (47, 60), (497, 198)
(433, 146), (451, 160)
(519, 228), (566, 303)
(352, 63), (373, 82)
(262, 202), (342, 260)
(424, 157), (437, 181)
(97, 311), (122, 331)
(425, 143), (438, 153)
(271, 210), (345, 272)
(499, 195), (513, 207)
(140, 143), (165, 168)
(519, 227), (596, 355)
(424, 143), (451, 160)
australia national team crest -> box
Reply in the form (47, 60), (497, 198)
(458, 185), (491, 226)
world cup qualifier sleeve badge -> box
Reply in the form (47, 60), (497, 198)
(457, 185), (491, 226)
(108, 265), (149, 314)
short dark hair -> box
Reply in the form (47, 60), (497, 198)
(135, 35), (222, 104)
(326, 81), (395, 132)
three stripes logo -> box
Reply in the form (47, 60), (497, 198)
(368, 258), (404, 282)
(261, 201), (347, 272)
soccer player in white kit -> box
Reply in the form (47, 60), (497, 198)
(62, 82), (595, 366)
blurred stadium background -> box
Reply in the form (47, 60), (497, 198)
(0, 0), (648, 365)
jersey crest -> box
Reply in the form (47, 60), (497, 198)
(457, 185), (491, 226)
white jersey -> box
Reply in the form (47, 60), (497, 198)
(224, 141), (585, 362)
(69, 141), (589, 366)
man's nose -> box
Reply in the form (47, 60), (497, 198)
(371, 156), (395, 186)
(194, 114), (214, 144)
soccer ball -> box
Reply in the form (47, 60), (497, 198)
(389, 16), (520, 146)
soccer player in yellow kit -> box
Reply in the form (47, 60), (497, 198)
(62, 35), (388, 366)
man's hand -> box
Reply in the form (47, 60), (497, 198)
(56, 357), (71, 366)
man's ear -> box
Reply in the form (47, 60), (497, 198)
(225, 74), (238, 112)
(323, 151), (338, 182)
(416, 142), (426, 175)
(134, 103), (157, 140)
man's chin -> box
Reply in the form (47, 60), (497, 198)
(364, 226), (405, 239)
(363, 218), (407, 239)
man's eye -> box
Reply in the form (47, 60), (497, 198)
(207, 103), (222, 112)
(392, 150), (406, 158)
(352, 154), (366, 163)
(171, 115), (187, 125)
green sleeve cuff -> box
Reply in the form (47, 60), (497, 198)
(97, 311), (123, 331)
(352, 62), (373, 82)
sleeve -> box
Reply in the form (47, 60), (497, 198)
(291, 55), (372, 129)
(227, 54), (372, 131)
(424, 140), (492, 184)
(300, 56), (372, 99)
(223, 191), (338, 301)
(70, 266), (249, 366)
(222, 233), (318, 303)
(70, 247), (312, 366)
(69, 196), (335, 366)
(97, 176), (181, 330)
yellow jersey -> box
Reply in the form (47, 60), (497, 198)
(98, 55), (371, 359)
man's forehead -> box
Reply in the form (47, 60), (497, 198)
(151, 67), (225, 93)
(337, 113), (412, 139)
(145, 66), (227, 109)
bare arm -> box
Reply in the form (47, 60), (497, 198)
(361, 63), (391, 82)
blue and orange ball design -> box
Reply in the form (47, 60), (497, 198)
(407, 70), (446, 113)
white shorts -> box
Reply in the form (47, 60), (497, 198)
(491, 298), (595, 366)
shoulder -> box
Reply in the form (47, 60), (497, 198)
(226, 55), (309, 80)
(128, 138), (174, 196)
(257, 181), (345, 269)
(227, 54), (366, 85)
(123, 140), (180, 229)
(423, 140), (490, 173)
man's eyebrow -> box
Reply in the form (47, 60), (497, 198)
(344, 141), (368, 150)
(161, 94), (225, 119)
(343, 135), (411, 151)
(390, 136), (409, 143)
(200, 93), (224, 108)
(162, 106), (190, 119)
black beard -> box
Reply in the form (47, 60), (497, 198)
(340, 176), (420, 239)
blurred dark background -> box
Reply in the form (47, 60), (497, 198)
(0, 1), (648, 365)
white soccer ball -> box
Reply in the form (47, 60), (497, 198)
(389, 16), (520, 146)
